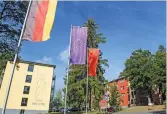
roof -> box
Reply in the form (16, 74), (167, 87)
(108, 76), (125, 83)
(15, 60), (56, 68)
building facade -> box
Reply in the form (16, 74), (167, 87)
(117, 78), (129, 108)
(108, 77), (129, 108)
(107, 77), (162, 108)
(0, 61), (56, 114)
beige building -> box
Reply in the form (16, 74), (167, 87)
(0, 60), (56, 114)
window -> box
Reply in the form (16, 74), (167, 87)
(134, 99), (136, 104)
(128, 95), (130, 100)
(28, 65), (34, 72)
(131, 99), (133, 104)
(121, 86), (124, 90)
(132, 92), (134, 98)
(20, 109), (25, 114)
(120, 80), (124, 83)
(122, 93), (125, 97)
(121, 100), (124, 105)
(25, 75), (32, 83)
(23, 86), (30, 94)
(21, 98), (28, 106)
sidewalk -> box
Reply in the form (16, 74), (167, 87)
(113, 105), (166, 114)
(113, 111), (166, 114)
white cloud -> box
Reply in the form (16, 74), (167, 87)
(36, 56), (53, 64)
(59, 47), (69, 63)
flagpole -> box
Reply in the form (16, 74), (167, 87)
(64, 25), (72, 114)
(86, 47), (89, 114)
(1, 1), (32, 114)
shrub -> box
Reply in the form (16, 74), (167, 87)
(163, 100), (166, 107)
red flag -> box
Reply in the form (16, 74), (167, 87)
(88, 48), (99, 76)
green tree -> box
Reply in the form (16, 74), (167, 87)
(109, 84), (121, 112)
(122, 46), (166, 104)
(53, 89), (63, 109)
(67, 65), (86, 108)
(84, 19), (109, 110)
(152, 45), (166, 102)
(0, 1), (28, 75)
(64, 18), (109, 110)
(122, 49), (153, 102)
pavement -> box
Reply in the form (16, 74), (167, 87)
(112, 105), (166, 114)
(113, 110), (166, 114)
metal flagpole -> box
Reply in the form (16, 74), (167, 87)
(86, 47), (89, 114)
(1, 1), (32, 114)
(64, 25), (72, 114)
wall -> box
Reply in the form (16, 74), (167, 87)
(0, 61), (54, 111)
(117, 79), (129, 107)
(108, 78), (162, 108)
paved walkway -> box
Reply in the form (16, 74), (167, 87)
(113, 105), (166, 114)
(113, 110), (166, 114)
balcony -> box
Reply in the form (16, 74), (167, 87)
(52, 77), (55, 80)
(51, 85), (55, 90)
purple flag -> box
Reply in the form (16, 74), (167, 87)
(70, 26), (88, 64)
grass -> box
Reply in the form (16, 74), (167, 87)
(47, 105), (166, 114)
(47, 111), (111, 114)
(120, 105), (165, 112)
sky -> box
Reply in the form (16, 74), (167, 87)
(20, 1), (166, 92)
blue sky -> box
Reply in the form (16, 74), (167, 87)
(21, 1), (166, 91)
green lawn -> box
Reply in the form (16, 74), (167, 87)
(47, 112), (111, 114)
(47, 105), (166, 114)
(120, 105), (165, 112)
(47, 112), (85, 114)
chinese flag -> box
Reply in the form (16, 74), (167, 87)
(88, 48), (99, 76)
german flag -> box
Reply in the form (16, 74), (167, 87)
(23, 0), (57, 42)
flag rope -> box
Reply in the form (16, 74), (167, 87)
(1, 1), (32, 114)
(64, 25), (72, 114)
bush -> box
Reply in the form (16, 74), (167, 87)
(109, 85), (121, 112)
(163, 100), (166, 107)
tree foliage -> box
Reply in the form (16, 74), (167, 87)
(109, 84), (120, 111)
(152, 45), (166, 100)
(0, 1), (28, 75)
(64, 18), (109, 110)
(53, 89), (63, 109)
(122, 45), (166, 102)
(123, 49), (153, 90)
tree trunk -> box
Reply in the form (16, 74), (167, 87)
(159, 83), (163, 104)
(91, 88), (94, 111)
(148, 89), (153, 104)
(89, 87), (92, 111)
